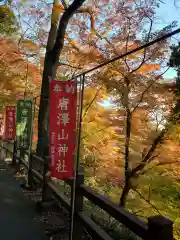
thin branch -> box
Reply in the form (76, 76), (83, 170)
(58, 62), (83, 69)
(156, 160), (180, 166)
(83, 85), (103, 118)
(131, 129), (166, 177)
(124, 18), (131, 71)
(68, 27), (180, 81)
(130, 16), (153, 74)
(131, 67), (170, 113)
(77, 6), (95, 32)
(81, 126), (108, 141)
(132, 188), (162, 215)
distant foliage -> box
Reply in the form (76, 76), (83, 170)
(0, 0), (179, 239)
(0, 5), (18, 35)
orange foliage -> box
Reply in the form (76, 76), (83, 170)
(137, 64), (161, 74)
(0, 37), (41, 104)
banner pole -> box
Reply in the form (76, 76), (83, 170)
(69, 74), (85, 240)
(26, 98), (35, 187)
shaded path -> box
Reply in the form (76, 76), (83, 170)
(0, 158), (47, 240)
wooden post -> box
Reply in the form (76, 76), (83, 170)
(37, 155), (55, 211)
(27, 152), (33, 187)
(72, 172), (84, 240)
(17, 150), (21, 164)
(42, 156), (49, 202)
(147, 215), (173, 240)
(12, 140), (17, 164)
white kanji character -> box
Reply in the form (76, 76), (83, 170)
(56, 159), (67, 173)
(19, 101), (24, 107)
(58, 97), (69, 110)
(8, 128), (13, 137)
(25, 101), (31, 107)
(53, 84), (62, 93)
(8, 128), (13, 134)
(8, 116), (13, 122)
(51, 132), (56, 144)
(58, 129), (68, 140)
(9, 111), (13, 117)
(21, 117), (28, 123)
(57, 144), (68, 157)
(22, 109), (28, 116)
(57, 113), (69, 126)
(65, 84), (75, 94)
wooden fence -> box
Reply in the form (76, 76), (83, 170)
(0, 139), (174, 240)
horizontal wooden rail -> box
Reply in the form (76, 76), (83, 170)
(1, 145), (13, 154)
(31, 168), (43, 181)
(21, 159), (29, 169)
(0, 143), (147, 238)
(0, 139), (14, 144)
(80, 184), (147, 239)
(47, 181), (71, 211)
(32, 154), (44, 164)
(0, 141), (174, 240)
(78, 212), (113, 240)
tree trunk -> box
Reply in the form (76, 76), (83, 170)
(124, 108), (131, 179)
(36, 52), (56, 157)
(36, 0), (86, 157)
(120, 88), (132, 207)
(119, 180), (131, 207)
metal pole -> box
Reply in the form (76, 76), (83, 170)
(12, 103), (17, 165)
(24, 62), (29, 100)
(75, 74), (85, 172)
(68, 27), (180, 81)
(26, 98), (35, 187)
(69, 74), (85, 240)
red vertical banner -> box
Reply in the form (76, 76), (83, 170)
(50, 80), (77, 180)
(5, 106), (16, 140)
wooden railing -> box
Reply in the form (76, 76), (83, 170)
(0, 139), (174, 240)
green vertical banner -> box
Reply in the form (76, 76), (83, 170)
(16, 100), (33, 150)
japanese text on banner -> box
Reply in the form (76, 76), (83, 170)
(5, 106), (16, 140)
(50, 80), (77, 180)
(16, 100), (33, 150)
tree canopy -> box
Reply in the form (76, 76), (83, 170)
(0, 0), (180, 239)
(0, 4), (18, 35)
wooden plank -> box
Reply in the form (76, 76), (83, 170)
(78, 212), (113, 240)
(47, 181), (71, 211)
(21, 159), (29, 169)
(81, 184), (147, 239)
(32, 154), (44, 164)
(32, 168), (43, 181)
